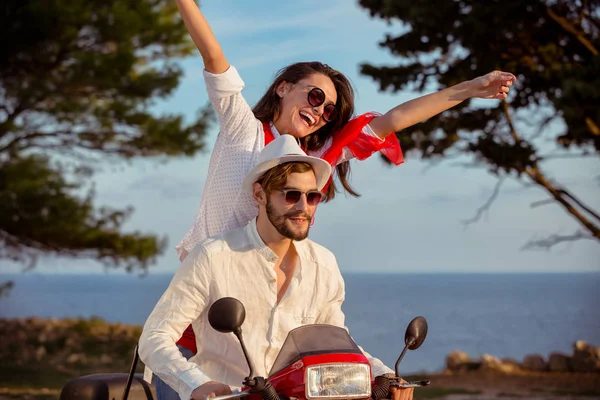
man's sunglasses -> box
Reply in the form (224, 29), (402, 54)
(296, 83), (337, 123)
(277, 189), (324, 206)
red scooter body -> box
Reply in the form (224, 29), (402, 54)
(246, 351), (372, 400)
(264, 353), (371, 400)
(208, 298), (430, 400)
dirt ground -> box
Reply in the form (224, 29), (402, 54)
(416, 370), (600, 399)
(1, 370), (598, 400)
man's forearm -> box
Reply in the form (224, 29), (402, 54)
(138, 331), (211, 400)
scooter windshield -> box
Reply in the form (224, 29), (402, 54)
(268, 324), (363, 376)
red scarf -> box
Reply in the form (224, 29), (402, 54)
(263, 121), (276, 145)
(262, 115), (403, 192)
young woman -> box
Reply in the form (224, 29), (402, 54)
(156, 1), (517, 399)
(173, 0), (515, 261)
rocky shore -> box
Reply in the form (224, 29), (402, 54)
(445, 340), (600, 373)
(1, 317), (599, 400)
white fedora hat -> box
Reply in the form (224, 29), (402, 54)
(242, 134), (332, 192)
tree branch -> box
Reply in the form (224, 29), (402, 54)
(560, 188), (600, 223)
(0, 131), (65, 153)
(0, 42), (73, 141)
(529, 114), (561, 142)
(502, 102), (600, 242)
(547, 8), (599, 56)
(586, 117), (600, 136)
(462, 177), (505, 225)
(530, 199), (554, 208)
(0, 104), (28, 140)
(521, 230), (595, 251)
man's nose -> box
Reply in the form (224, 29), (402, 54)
(294, 194), (310, 212)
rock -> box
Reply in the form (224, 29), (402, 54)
(446, 350), (471, 371)
(480, 354), (503, 370)
(548, 352), (571, 372)
(66, 353), (86, 364)
(35, 346), (46, 361)
(571, 341), (600, 372)
(523, 354), (547, 371)
(481, 354), (521, 373)
(100, 354), (113, 364)
(65, 335), (76, 345)
(501, 357), (521, 368)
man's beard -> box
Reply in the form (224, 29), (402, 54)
(266, 199), (312, 241)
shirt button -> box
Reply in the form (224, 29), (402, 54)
(271, 278), (276, 283)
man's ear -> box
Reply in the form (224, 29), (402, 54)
(252, 182), (267, 205)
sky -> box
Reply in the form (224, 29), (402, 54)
(4, 0), (600, 275)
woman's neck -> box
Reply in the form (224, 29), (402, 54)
(272, 118), (288, 135)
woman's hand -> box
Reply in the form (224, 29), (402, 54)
(468, 71), (517, 100)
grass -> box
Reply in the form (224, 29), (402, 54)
(0, 389), (59, 400)
(0, 365), (74, 390)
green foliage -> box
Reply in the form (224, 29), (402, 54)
(0, 317), (144, 391)
(0, 0), (214, 270)
(0, 154), (166, 268)
(359, 0), (600, 244)
(359, 0), (599, 158)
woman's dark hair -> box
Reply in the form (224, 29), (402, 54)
(252, 61), (359, 201)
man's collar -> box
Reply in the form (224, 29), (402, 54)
(247, 218), (278, 262)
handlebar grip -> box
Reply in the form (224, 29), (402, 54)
(370, 375), (391, 400)
(393, 379), (431, 388)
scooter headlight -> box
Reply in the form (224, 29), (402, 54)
(306, 363), (371, 399)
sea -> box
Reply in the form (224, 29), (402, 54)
(1, 272), (599, 374)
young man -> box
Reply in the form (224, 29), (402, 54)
(138, 135), (412, 400)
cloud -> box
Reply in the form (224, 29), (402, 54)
(210, 5), (357, 39)
(198, 1), (405, 71)
(232, 38), (339, 69)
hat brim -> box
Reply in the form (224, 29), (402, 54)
(242, 155), (332, 193)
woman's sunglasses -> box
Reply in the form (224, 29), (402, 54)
(277, 189), (324, 206)
(296, 83), (337, 123)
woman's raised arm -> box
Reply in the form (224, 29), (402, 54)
(175, 0), (229, 73)
(369, 71), (517, 138)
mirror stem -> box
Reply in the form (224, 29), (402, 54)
(394, 337), (415, 377)
(234, 328), (256, 380)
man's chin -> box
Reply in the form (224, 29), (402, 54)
(283, 224), (310, 241)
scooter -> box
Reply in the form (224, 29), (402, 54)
(60, 297), (429, 400)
